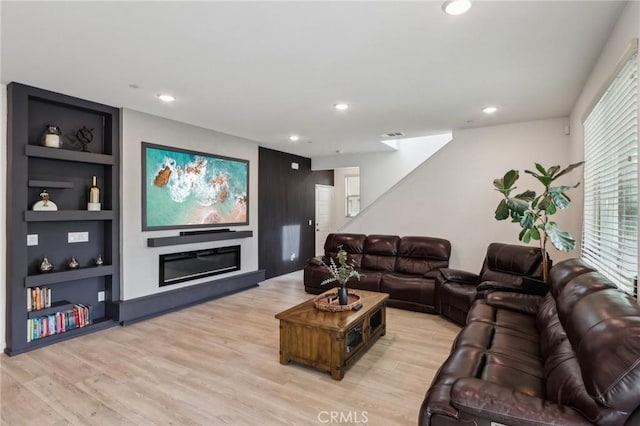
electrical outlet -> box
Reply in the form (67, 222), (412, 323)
(27, 234), (38, 246)
(68, 231), (89, 243)
(97, 291), (105, 302)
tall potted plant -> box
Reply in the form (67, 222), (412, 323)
(493, 162), (584, 282)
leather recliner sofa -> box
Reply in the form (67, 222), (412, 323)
(304, 233), (451, 313)
(435, 242), (546, 325)
(420, 258), (640, 426)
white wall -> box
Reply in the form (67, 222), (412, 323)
(341, 118), (577, 271)
(121, 109), (259, 300)
(1, 83), (7, 349)
(312, 133), (451, 209)
(332, 167), (359, 230)
(569, 0), (640, 255)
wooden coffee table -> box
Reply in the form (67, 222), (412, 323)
(275, 289), (389, 380)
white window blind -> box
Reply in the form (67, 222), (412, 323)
(582, 46), (638, 297)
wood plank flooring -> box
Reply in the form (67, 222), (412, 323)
(0, 271), (460, 426)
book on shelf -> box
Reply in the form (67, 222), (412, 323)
(26, 304), (92, 343)
(27, 286), (52, 311)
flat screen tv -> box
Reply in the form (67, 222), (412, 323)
(142, 142), (249, 231)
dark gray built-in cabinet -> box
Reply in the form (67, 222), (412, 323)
(5, 83), (120, 355)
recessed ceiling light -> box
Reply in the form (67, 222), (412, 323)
(442, 0), (472, 15)
(334, 103), (349, 111)
(482, 106), (499, 114)
(157, 93), (175, 103)
(289, 135), (300, 142)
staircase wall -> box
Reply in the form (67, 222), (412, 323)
(340, 118), (578, 271)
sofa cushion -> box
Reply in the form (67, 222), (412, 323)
(324, 233), (366, 267)
(568, 289), (640, 413)
(480, 242), (543, 279)
(380, 273), (436, 308)
(395, 236), (451, 275)
(549, 258), (597, 298)
(361, 235), (399, 271)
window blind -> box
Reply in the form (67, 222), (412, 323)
(582, 47), (638, 297)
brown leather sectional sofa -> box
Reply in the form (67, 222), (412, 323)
(304, 233), (451, 313)
(420, 258), (640, 425)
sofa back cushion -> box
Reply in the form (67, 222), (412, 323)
(538, 291), (627, 425)
(549, 258), (597, 298)
(479, 243), (544, 284)
(566, 287), (640, 414)
(324, 233), (366, 267)
(361, 235), (399, 271)
(395, 236), (451, 276)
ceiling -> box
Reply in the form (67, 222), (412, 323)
(1, 1), (626, 158)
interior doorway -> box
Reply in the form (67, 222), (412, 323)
(315, 185), (334, 256)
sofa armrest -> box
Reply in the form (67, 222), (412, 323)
(476, 280), (524, 293)
(484, 291), (543, 315)
(477, 279), (548, 297)
(439, 268), (481, 285)
(451, 378), (591, 426)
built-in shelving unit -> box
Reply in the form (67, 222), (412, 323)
(147, 230), (253, 247)
(5, 82), (121, 355)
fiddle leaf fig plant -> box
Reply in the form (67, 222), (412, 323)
(493, 161), (584, 282)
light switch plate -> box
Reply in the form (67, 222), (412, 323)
(68, 231), (89, 243)
(27, 234), (38, 246)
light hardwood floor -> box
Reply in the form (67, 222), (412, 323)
(1, 271), (460, 426)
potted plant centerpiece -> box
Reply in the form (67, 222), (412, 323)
(321, 247), (363, 305)
(493, 162), (584, 282)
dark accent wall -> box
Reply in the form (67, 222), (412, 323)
(258, 147), (333, 279)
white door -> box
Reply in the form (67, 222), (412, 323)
(315, 185), (334, 256)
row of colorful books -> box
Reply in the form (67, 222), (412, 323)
(27, 286), (51, 311)
(27, 305), (92, 342)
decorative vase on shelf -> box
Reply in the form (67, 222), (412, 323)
(39, 256), (54, 273)
(41, 125), (62, 148)
(95, 255), (104, 266)
(67, 256), (79, 270)
(87, 175), (101, 211)
(32, 189), (58, 211)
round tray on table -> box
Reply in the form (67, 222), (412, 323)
(313, 291), (362, 312)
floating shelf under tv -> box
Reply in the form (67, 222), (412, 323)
(146, 230), (253, 247)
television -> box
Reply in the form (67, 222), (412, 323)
(141, 142), (249, 231)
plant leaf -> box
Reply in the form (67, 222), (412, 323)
(521, 229), (531, 244)
(537, 195), (551, 210)
(549, 190), (570, 210)
(503, 169), (519, 190)
(507, 198), (528, 214)
(554, 161), (584, 180)
(547, 165), (561, 178)
(530, 226), (541, 240)
(494, 199), (510, 220)
(535, 163), (547, 175)
(520, 211), (537, 229)
(525, 169), (552, 187)
(545, 222), (576, 251)
(515, 190), (536, 202)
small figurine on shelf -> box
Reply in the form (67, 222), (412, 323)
(87, 176), (101, 211)
(67, 256), (80, 270)
(39, 256), (54, 273)
(41, 125), (62, 148)
(95, 255), (104, 266)
(75, 126), (93, 152)
(32, 190), (58, 211)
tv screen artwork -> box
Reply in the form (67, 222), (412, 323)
(142, 142), (249, 230)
